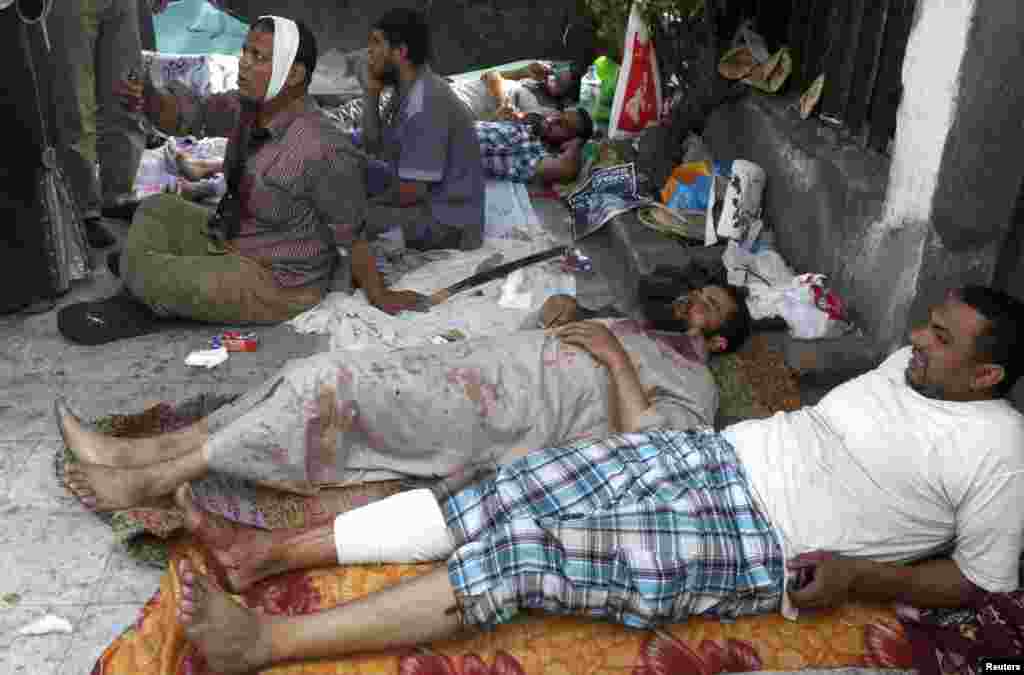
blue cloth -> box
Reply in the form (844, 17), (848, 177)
(154, 0), (247, 55)
(475, 120), (549, 183)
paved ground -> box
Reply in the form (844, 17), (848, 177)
(0, 215), (337, 674)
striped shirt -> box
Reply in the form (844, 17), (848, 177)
(166, 91), (366, 288)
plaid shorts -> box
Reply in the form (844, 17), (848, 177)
(441, 428), (785, 631)
(475, 121), (551, 183)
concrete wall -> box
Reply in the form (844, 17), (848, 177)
(702, 96), (893, 340)
(905, 0), (1024, 334)
(219, 0), (589, 75)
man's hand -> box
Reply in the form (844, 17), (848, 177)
(540, 294), (578, 328)
(527, 62), (553, 81)
(114, 78), (144, 112)
(552, 321), (629, 370)
(495, 104), (521, 122)
(787, 552), (856, 610)
(370, 289), (432, 316)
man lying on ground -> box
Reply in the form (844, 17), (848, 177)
(476, 61), (581, 119)
(476, 106), (595, 185)
(113, 16), (428, 321)
(58, 284), (751, 510)
(359, 8), (486, 252)
(154, 285), (1022, 674)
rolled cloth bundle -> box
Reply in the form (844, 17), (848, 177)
(259, 15), (300, 101)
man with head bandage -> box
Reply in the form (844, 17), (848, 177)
(109, 15), (422, 324)
(359, 8), (485, 255)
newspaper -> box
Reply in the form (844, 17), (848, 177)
(566, 162), (656, 240)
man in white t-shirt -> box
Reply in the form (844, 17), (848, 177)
(164, 286), (1024, 672)
(724, 285), (1024, 617)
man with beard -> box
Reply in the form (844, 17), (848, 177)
(60, 282), (750, 513)
(360, 8), (485, 253)
(110, 16), (424, 323)
(84, 287), (1022, 674)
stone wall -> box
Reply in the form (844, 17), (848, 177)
(219, 0), (592, 75)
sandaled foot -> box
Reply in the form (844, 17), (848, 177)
(177, 559), (275, 673)
(175, 484), (290, 593)
(64, 461), (160, 511)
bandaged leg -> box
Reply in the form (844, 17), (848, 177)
(333, 488), (455, 564)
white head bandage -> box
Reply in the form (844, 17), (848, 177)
(258, 15), (301, 101)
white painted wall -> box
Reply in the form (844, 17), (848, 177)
(852, 0), (977, 349)
(884, 0), (975, 225)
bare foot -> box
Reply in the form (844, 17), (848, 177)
(175, 485), (291, 593)
(55, 398), (133, 466)
(64, 461), (161, 511)
(177, 559), (274, 673)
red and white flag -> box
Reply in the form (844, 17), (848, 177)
(608, 0), (663, 139)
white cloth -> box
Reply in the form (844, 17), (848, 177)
(333, 489), (454, 564)
(259, 15), (299, 101)
(287, 183), (570, 352)
(724, 346), (1024, 618)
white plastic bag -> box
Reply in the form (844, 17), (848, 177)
(778, 274), (853, 340)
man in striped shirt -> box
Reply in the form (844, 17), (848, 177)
(115, 15), (426, 323)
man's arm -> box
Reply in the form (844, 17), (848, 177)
(534, 138), (583, 185)
(552, 321), (654, 433)
(789, 555), (982, 610)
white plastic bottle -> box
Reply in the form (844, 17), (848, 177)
(579, 64), (601, 119)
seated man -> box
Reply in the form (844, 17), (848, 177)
(477, 106), (594, 185)
(360, 8), (486, 252)
(115, 16), (424, 322)
(59, 284), (752, 509)
(120, 288), (1024, 672)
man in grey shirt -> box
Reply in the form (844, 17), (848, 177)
(360, 8), (485, 252)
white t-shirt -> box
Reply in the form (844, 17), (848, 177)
(724, 346), (1024, 611)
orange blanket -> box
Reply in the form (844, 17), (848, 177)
(92, 539), (915, 675)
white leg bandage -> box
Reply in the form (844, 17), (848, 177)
(333, 488), (456, 565)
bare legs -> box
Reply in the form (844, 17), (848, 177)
(55, 398), (209, 467)
(64, 446), (209, 511)
(176, 483), (464, 672)
(175, 484), (338, 592)
(56, 399), (212, 510)
(178, 558), (461, 673)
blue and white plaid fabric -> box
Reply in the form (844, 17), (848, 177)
(475, 121), (550, 183)
(442, 428), (785, 630)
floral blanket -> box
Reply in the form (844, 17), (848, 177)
(91, 538), (913, 675)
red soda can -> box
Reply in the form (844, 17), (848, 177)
(217, 331), (259, 352)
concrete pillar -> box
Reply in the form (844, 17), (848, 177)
(864, 0), (1024, 351)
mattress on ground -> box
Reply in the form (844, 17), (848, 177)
(90, 537), (913, 675)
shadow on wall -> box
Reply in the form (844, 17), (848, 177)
(217, 0), (585, 75)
